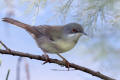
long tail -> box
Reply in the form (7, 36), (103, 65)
(2, 17), (31, 29)
(2, 17), (36, 34)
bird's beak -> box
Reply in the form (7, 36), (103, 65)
(83, 32), (87, 36)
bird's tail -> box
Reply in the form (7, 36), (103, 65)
(2, 17), (31, 29)
(2, 17), (36, 34)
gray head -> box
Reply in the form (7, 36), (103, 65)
(63, 23), (86, 35)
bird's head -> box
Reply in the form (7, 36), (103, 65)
(63, 23), (87, 36)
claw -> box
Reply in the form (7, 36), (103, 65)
(63, 59), (70, 71)
(42, 54), (49, 64)
(56, 53), (70, 71)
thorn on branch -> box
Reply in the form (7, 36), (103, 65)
(0, 41), (11, 53)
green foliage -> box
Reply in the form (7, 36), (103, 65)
(57, 0), (73, 21)
(20, 0), (47, 14)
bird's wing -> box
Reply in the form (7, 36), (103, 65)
(33, 25), (64, 41)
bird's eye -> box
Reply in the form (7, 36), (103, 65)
(72, 29), (78, 33)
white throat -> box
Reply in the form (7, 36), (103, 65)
(66, 33), (82, 41)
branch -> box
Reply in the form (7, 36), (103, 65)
(0, 49), (115, 80)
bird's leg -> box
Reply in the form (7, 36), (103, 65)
(42, 51), (50, 64)
(57, 53), (70, 71)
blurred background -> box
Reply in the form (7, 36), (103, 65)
(0, 0), (120, 80)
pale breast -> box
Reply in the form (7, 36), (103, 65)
(35, 37), (76, 53)
(53, 39), (76, 53)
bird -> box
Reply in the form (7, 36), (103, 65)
(2, 17), (87, 70)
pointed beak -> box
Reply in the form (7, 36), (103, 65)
(83, 32), (87, 36)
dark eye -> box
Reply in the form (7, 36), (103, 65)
(72, 29), (78, 33)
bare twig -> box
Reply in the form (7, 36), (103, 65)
(0, 41), (11, 52)
(0, 49), (115, 80)
(0, 41), (9, 50)
(6, 69), (10, 80)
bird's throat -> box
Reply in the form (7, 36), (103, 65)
(66, 33), (81, 42)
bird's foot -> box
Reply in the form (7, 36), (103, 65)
(63, 59), (70, 71)
(42, 54), (50, 64)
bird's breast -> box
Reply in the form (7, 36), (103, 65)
(54, 39), (75, 52)
(54, 33), (81, 53)
(35, 33), (81, 54)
